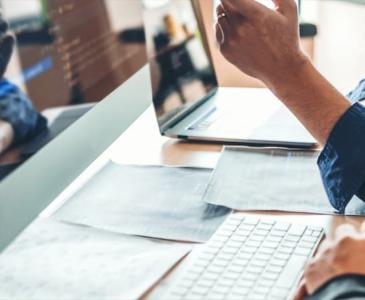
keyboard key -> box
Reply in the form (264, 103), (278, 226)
(270, 258), (287, 267)
(250, 259), (267, 268)
(248, 293), (266, 300)
(201, 272), (219, 281)
(250, 235), (266, 242)
(270, 287), (289, 298)
(287, 224), (307, 237)
(231, 286), (250, 296)
(273, 222), (290, 231)
(312, 230), (322, 237)
(246, 240), (262, 248)
(254, 253), (271, 261)
(235, 231), (251, 238)
(294, 247), (312, 256)
(258, 247), (275, 255)
(190, 285), (209, 296)
(257, 223), (273, 231)
(298, 241), (315, 249)
(266, 235), (282, 243)
(231, 235), (249, 243)
(285, 235), (301, 242)
(278, 247), (294, 255)
(262, 271), (279, 281)
(302, 236), (318, 243)
(256, 279), (275, 288)
(270, 230), (286, 237)
(266, 265), (283, 274)
(227, 265), (245, 274)
(226, 240), (243, 249)
(262, 241), (280, 249)
(213, 259), (229, 267)
(242, 217), (259, 225)
(253, 229), (270, 236)
(246, 265), (264, 274)
(237, 278), (255, 287)
(196, 279), (215, 288)
(222, 272), (240, 281)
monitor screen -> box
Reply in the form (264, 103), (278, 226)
(2, 0), (146, 109)
(143, 0), (217, 128)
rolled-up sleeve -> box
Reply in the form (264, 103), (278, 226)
(318, 102), (365, 213)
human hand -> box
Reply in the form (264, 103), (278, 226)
(215, 0), (308, 86)
(0, 16), (14, 78)
(294, 222), (365, 300)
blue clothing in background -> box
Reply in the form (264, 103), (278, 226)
(318, 79), (365, 213)
(0, 79), (47, 144)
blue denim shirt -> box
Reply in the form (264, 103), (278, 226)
(318, 79), (365, 213)
(0, 79), (47, 143)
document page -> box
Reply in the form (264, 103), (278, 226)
(203, 147), (365, 215)
(54, 162), (230, 242)
(0, 218), (191, 300)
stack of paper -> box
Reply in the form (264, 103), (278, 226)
(203, 146), (365, 215)
(54, 162), (231, 242)
(0, 218), (191, 300)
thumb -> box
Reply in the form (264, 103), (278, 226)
(294, 279), (308, 300)
(272, 0), (298, 17)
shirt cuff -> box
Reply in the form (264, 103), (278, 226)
(304, 274), (365, 300)
(318, 103), (365, 213)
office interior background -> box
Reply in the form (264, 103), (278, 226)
(2, 0), (365, 94)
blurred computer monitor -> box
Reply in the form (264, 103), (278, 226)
(0, 0), (151, 252)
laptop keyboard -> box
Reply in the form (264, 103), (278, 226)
(163, 213), (324, 300)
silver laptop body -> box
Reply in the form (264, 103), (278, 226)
(143, 0), (316, 148)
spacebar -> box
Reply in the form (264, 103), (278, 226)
(275, 255), (308, 289)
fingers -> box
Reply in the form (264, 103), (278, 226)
(222, 0), (266, 19)
(294, 280), (308, 300)
(271, 0), (298, 16)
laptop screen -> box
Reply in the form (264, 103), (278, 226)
(143, 0), (218, 128)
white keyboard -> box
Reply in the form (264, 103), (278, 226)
(163, 214), (324, 300)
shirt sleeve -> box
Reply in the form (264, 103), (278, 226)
(318, 102), (365, 212)
(0, 79), (47, 143)
(304, 275), (365, 300)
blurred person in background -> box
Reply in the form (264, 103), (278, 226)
(0, 16), (46, 155)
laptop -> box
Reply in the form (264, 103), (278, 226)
(143, 0), (316, 148)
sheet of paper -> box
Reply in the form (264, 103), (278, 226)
(0, 218), (192, 300)
(203, 147), (365, 215)
(54, 162), (230, 242)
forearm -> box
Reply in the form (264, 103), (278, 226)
(264, 57), (351, 146)
(0, 119), (14, 154)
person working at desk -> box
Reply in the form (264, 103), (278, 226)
(0, 19), (46, 155)
(215, 0), (365, 299)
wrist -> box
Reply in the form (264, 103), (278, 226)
(263, 53), (313, 96)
